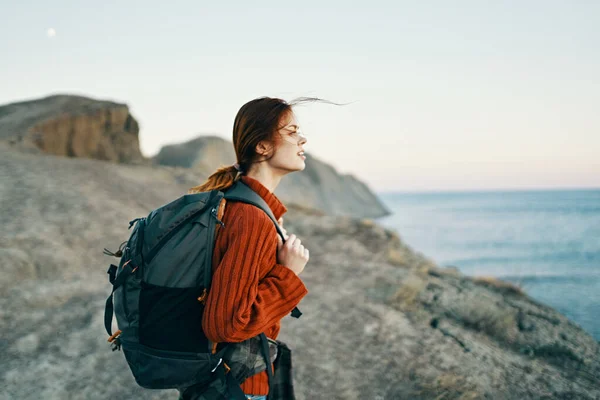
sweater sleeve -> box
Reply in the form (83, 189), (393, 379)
(202, 208), (308, 343)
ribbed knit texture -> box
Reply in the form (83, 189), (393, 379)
(202, 175), (308, 395)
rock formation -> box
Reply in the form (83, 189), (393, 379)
(0, 94), (145, 164)
(153, 135), (235, 174)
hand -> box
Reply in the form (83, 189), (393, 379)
(276, 233), (309, 276)
(277, 217), (289, 240)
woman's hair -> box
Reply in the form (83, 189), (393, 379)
(188, 96), (340, 193)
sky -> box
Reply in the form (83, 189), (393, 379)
(1, 0), (599, 193)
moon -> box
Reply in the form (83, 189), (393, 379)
(47, 28), (56, 38)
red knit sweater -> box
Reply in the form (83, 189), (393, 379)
(201, 175), (308, 395)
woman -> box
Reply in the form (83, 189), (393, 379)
(185, 97), (315, 400)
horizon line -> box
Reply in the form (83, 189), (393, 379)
(376, 186), (600, 195)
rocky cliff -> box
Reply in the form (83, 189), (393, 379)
(1, 144), (599, 400)
(0, 94), (145, 163)
(154, 135), (391, 218)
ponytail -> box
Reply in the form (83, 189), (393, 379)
(188, 164), (242, 194)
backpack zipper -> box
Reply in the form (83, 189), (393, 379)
(202, 205), (221, 289)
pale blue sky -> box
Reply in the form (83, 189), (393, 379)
(1, 0), (598, 192)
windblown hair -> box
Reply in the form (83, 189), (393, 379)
(188, 96), (340, 193)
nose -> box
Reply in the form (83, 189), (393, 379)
(298, 133), (307, 146)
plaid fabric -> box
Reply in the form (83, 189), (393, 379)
(178, 337), (295, 400)
(269, 340), (295, 400)
(226, 335), (278, 383)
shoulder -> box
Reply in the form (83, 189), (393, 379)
(224, 201), (275, 232)
(222, 202), (278, 250)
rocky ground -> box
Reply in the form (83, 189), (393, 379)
(1, 145), (599, 400)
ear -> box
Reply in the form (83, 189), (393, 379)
(255, 140), (273, 157)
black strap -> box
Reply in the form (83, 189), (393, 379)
(259, 333), (274, 400)
(107, 264), (117, 284)
(290, 308), (302, 318)
(225, 367), (248, 400)
(104, 294), (115, 337)
(209, 357), (247, 400)
(104, 262), (135, 336)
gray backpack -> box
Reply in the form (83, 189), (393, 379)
(103, 180), (301, 399)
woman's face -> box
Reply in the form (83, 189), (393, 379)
(263, 111), (308, 173)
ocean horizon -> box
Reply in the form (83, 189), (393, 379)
(375, 187), (600, 340)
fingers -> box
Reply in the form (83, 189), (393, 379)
(288, 235), (302, 252)
(282, 234), (309, 259)
(285, 234), (297, 247)
(293, 240), (301, 251)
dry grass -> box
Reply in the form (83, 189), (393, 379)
(418, 372), (481, 400)
(359, 218), (375, 226)
(387, 247), (409, 267)
(391, 276), (427, 311)
(428, 266), (462, 278)
(449, 298), (518, 342)
(472, 276), (525, 296)
(415, 261), (438, 278)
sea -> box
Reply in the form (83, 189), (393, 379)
(375, 188), (600, 340)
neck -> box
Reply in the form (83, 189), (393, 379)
(245, 165), (283, 193)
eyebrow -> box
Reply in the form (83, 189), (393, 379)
(284, 124), (299, 130)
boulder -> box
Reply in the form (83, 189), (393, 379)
(0, 94), (145, 164)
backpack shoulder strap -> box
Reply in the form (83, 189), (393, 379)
(223, 180), (287, 242)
